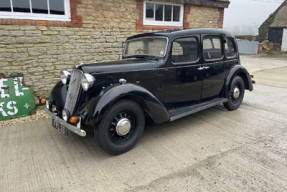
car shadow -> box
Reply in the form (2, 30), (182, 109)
(68, 105), (227, 158)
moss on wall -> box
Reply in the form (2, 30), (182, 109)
(258, 11), (278, 43)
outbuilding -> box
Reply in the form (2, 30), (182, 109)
(259, 0), (287, 51)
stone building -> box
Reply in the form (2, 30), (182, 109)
(258, 0), (287, 51)
(0, 0), (230, 102)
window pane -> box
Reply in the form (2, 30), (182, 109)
(13, 0), (30, 13)
(146, 2), (154, 20)
(172, 37), (198, 63)
(49, 0), (65, 15)
(31, 0), (48, 14)
(173, 6), (180, 22)
(125, 37), (168, 57)
(225, 38), (235, 57)
(155, 4), (163, 21)
(203, 36), (222, 60)
(164, 5), (172, 21)
(0, 0), (11, 12)
(203, 39), (212, 49)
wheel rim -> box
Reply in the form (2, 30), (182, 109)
(231, 84), (241, 103)
(109, 111), (136, 143)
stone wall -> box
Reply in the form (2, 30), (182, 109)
(187, 6), (223, 28)
(0, 0), (223, 102)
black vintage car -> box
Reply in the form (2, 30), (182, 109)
(44, 28), (254, 155)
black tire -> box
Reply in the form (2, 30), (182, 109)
(94, 100), (145, 155)
(224, 76), (245, 111)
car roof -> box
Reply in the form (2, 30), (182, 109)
(127, 28), (235, 40)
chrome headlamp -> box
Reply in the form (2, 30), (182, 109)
(62, 109), (70, 122)
(45, 99), (52, 110)
(60, 70), (71, 85)
(81, 73), (96, 91)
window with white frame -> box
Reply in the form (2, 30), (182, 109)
(144, 1), (184, 26)
(0, 0), (71, 21)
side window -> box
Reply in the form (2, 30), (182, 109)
(203, 36), (222, 60)
(225, 38), (236, 58)
(172, 37), (198, 63)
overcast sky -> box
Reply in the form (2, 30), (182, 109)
(223, 0), (284, 35)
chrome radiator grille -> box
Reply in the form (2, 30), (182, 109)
(64, 69), (83, 115)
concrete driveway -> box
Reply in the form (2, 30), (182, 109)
(1, 56), (287, 192)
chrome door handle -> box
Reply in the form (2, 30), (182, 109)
(198, 67), (204, 70)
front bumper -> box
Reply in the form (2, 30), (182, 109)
(44, 107), (86, 137)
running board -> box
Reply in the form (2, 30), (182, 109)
(169, 98), (228, 121)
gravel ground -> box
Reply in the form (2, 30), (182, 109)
(0, 109), (50, 128)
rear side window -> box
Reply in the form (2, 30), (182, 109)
(225, 38), (236, 58)
(172, 37), (198, 63)
(203, 36), (222, 60)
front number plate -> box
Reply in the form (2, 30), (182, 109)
(52, 118), (68, 137)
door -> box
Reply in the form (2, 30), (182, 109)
(201, 35), (226, 101)
(268, 28), (284, 50)
(164, 35), (202, 109)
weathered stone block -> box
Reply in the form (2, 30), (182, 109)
(48, 50), (64, 55)
(16, 37), (38, 44)
(14, 53), (29, 58)
(43, 31), (59, 35)
(96, 38), (106, 43)
(0, 53), (11, 58)
(19, 26), (36, 30)
(10, 31), (24, 37)
(28, 67), (44, 73)
(0, 37), (16, 44)
(83, 56), (94, 60)
(73, 49), (85, 54)
(0, 31), (9, 36)
(17, 48), (28, 53)
(49, 27), (62, 31)
(38, 26), (47, 31)
(26, 31), (41, 37)
(51, 36), (68, 43)
(60, 31), (75, 36)
(3, 26), (20, 30)
(28, 48), (47, 56)
(58, 55), (70, 61)
(39, 37), (51, 43)
(106, 36), (117, 43)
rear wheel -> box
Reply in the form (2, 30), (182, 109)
(94, 100), (145, 155)
(224, 76), (245, 110)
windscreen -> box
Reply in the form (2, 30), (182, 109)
(124, 37), (168, 57)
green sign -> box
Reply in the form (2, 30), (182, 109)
(0, 73), (36, 121)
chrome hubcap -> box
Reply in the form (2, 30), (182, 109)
(233, 87), (240, 99)
(116, 118), (131, 136)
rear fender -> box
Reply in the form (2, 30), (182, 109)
(224, 65), (253, 98)
(85, 83), (170, 125)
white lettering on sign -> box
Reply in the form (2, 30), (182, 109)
(7, 101), (18, 116)
(0, 79), (10, 99)
(0, 102), (8, 117)
(0, 101), (18, 117)
(14, 77), (24, 96)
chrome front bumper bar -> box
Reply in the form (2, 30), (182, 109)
(44, 108), (86, 137)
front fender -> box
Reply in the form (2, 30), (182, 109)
(84, 83), (170, 125)
(224, 65), (253, 98)
(50, 81), (68, 110)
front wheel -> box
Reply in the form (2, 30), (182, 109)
(94, 100), (145, 155)
(224, 76), (245, 110)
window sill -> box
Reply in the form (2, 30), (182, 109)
(0, 15), (71, 22)
(143, 21), (183, 27)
